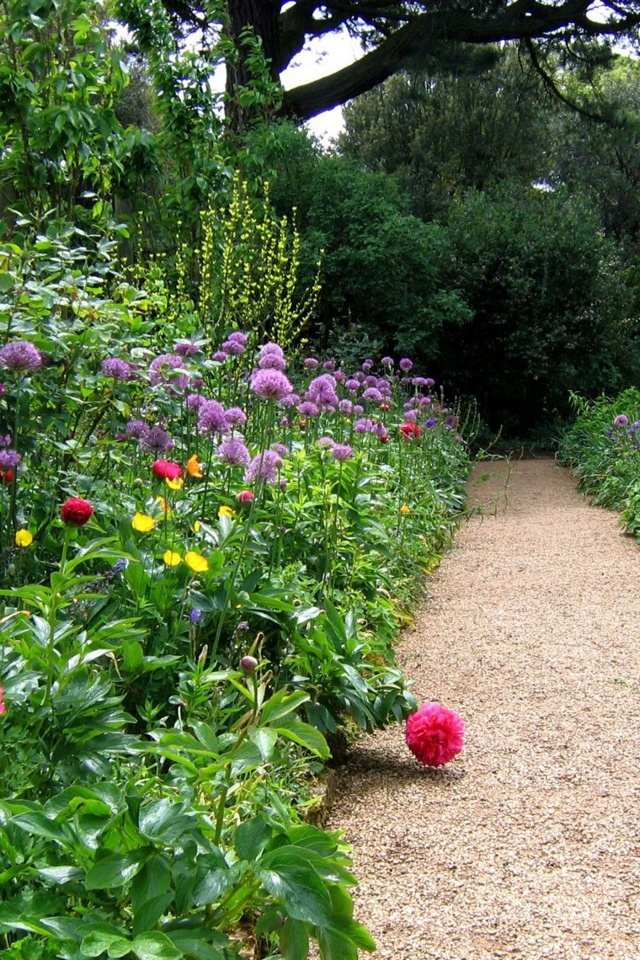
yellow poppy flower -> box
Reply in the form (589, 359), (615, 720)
(166, 477), (184, 491)
(132, 512), (155, 533)
(163, 550), (182, 567)
(400, 504), (411, 515)
(218, 505), (235, 518)
(192, 520), (202, 533)
(15, 529), (33, 547)
(185, 551), (209, 573)
(186, 454), (203, 478)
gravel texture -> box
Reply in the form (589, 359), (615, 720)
(325, 458), (640, 960)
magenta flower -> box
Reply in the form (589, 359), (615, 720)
(0, 340), (42, 372)
(399, 357), (413, 372)
(613, 414), (629, 427)
(405, 702), (465, 767)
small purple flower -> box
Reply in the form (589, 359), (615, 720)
(335, 370), (346, 383)
(399, 358), (413, 372)
(425, 418), (438, 428)
(149, 354), (189, 393)
(445, 415), (458, 428)
(0, 449), (21, 470)
(353, 404), (364, 415)
(270, 442), (288, 457)
(364, 375), (378, 388)
(174, 340), (199, 357)
(280, 393), (300, 408)
(227, 331), (248, 347)
(339, 399), (353, 415)
(0, 340), (42, 372)
(362, 387), (383, 403)
(412, 376), (430, 388)
(298, 401), (319, 417)
(186, 393), (206, 412)
(250, 368), (293, 400)
(322, 359), (336, 372)
(101, 357), (133, 381)
(403, 409), (418, 421)
(307, 374), (339, 409)
(222, 339), (245, 356)
(354, 418), (375, 434)
(244, 449), (283, 485)
(382, 356), (394, 367)
(354, 371), (365, 383)
(199, 399), (228, 435)
(345, 379), (360, 393)
(362, 359), (374, 371)
(318, 436), (333, 448)
(419, 396), (432, 406)
(332, 443), (354, 462)
(613, 414), (629, 427)
(190, 608), (202, 624)
(258, 351), (287, 371)
(304, 357), (319, 369)
(141, 426), (174, 453)
(126, 420), (149, 440)
(225, 406), (247, 427)
(212, 351), (228, 363)
(218, 437), (250, 466)
(371, 421), (388, 437)
(0, 435), (11, 447)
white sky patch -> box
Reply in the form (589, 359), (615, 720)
(281, 27), (363, 144)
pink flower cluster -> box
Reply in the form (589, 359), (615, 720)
(405, 702), (465, 767)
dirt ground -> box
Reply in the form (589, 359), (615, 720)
(324, 458), (640, 960)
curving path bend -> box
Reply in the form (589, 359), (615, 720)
(325, 458), (640, 960)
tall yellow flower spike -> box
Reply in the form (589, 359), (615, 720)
(132, 512), (155, 533)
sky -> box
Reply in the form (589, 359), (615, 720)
(280, 27), (364, 144)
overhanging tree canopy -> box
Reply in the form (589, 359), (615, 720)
(159, 1), (640, 122)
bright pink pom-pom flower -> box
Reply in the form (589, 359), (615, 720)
(60, 497), (94, 527)
(405, 702), (465, 767)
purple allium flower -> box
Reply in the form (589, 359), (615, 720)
(353, 404), (364, 415)
(218, 437), (250, 466)
(363, 375), (378, 388)
(0, 435), (11, 447)
(318, 436), (333, 448)
(280, 393), (300, 408)
(412, 376), (430, 388)
(174, 340), (199, 357)
(101, 357), (133, 381)
(199, 399), (228, 434)
(425, 418), (438, 428)
(354, 418), (375, 434)
(304, 357), (319, 369)
(141, 426), (174, 453)
(403, 409), (418, 421)
(190, 608), (202, 624)
(186, 392), (206, 412)
(149, 354), (189, 393)
(307, 374), (339, 409)
(298, 401), (319, 417)
(244, 449), (283, 485)
(280, 416), (292, 427)
(225, 406), (247, 428)
(371, 421), (388, 437)
(419, 396), (433, 406)
(227, 331), (248, 347)
(222, 339), (245, 356)
(270, 442), (288, 457)
(322, 359), (336, 371)
(404, 399), (417, 410)
(250, 368), (293, 400)
(399, 358), (413, 372)
(345, 379), (360, 393)
(258, 351), (287, 371)
(382, 356), (394, 367)
(339, 399), (353, 415)
(0, 340), (42, 372)
(362, 359), (374, 371)
(445, 415), (458, 428)
(613, 414), (629, 427)
(362, 387), (383, 403)
(0, 449), (21, 470)
(354, 371), (365, 383)
(126, 420), (149, 440)
(332, 443), (354, 462)
(425, 378), (435, 387)
(212, 351), (228, 363)
(335, 370), (346, 383)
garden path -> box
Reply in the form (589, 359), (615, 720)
(324, 457), (640, 960)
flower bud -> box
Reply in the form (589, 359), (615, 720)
(240, 655), (258, 673)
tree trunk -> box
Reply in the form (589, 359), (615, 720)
(225, 0), (281, 129)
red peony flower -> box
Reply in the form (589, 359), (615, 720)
(60, 497), (94, 527)
(405, 702), (465, 767)
(0, 685), (6, 715)
(237, 490), (255, 503)
(0, 469), (14, 483)
(399, 421), (421, 439)
(152, 459), (182, 481)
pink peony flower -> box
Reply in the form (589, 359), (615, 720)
(0, 685), (5, 715)
(405, 702), (465, 767)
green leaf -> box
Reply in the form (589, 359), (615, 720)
(261, 689), (309, 725)
(249, 727), (277, 762)
(274, 720), (330, 759)
(256, 863), (333, 927)
(279, 917), (309, 960)
(234, 816), (273, 862)
(85, 849), (151, 890)
(132, 931), (184, 959)
(81, 930), (132, 958)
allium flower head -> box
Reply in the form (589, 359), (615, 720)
(405, 702), (465, 767)
(224, 406), (247, 427)
(362, 359), (374, 371)
(141, 426), (174, 453)
(304, 357), (319, 369)
(149, 354), (188, 393)
(362, 387), (383, 403)
(250, 368), (293, 400)
(61, 497), (94, 527)
(218, 437), (250, 466)
(199, 399), (228, 435)
(613, 414), (629, 427)
(0, 340), (42, 372)
(382, 356), (394, 367)
(345, 379), (360, 393)
(212, 350), (228, 363)
(339, 399), (353, 415)
(174, 339), (199, 357)
(307, 374), (339, 409)
(332, 443), (354, 462)
(399, 357), (413, 372)
(227, 331), (248, 347)
(258, 349), (287, 371)
(186, 393), (206, 412)
(425, 417), (438, 428)
(244, 450), (283, 485)
(101, 357), (133, 381)
(298, 401), (319, 418)
(0, 449), (20, 470)
(222, 338), (245, 356)
(126, 420), (149, 440)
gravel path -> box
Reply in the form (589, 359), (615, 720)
(326, 458), (640, 960)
